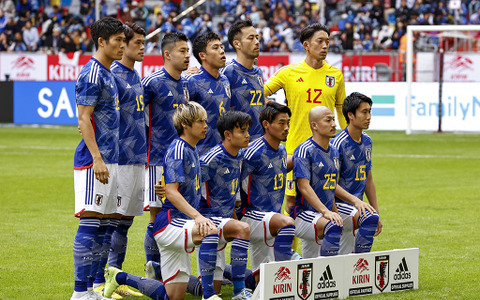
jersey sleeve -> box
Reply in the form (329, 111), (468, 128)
(240, 151), (259, 181)
(335, 73), (347, 129)
(76, 72), (101, 107)
(264, 66), (288, 97)
(187, 77), (198, 101)
(200, 156), (216, 183)
(164, 150), (185, 184)
(142, 78), (156, 106)
(293, 150), (312, 181)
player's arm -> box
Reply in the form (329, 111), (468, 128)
(297, 177), (343, 225)
(165, 182), (215, 236)
(335, 75), (348, 129)
(77, 104), (109, 184)
(286, 156), (293, 173)
(335, 184), (377, 216)
(264, 66), (288, 97)
(365, 170), (382, 236)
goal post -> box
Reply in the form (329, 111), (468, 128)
(406, 25), (480, 134)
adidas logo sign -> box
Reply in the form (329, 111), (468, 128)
(268, 163), (273, 169)
(208, 89), (214, 94)
(126, 83), (132, 89)
(224, 168), (230, 174)
(191, 163), (195, 167)
(318, 162), (324, 167)
(167, 91), (173, 96)
(296, 77), (304, 82)
(349, 155), (355, 160)
(394, 258), (411, 280)
(318, 265), (337, 289)
(242, 79), (247, 84)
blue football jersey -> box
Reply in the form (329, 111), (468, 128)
(198, 143), (243, 218)
(239, 137), (288, 215)
(330, 128), (373, 203)
(187, 66), (231, 156)
(74, 57), (119, 168)
(142, 67), (189, 166)
(161, 138), (202, 219)
(292, 137), (340, 215)
(222, 60), (265, 141)
(111, 61), (147, 165)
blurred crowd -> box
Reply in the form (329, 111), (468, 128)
(1, 0), (480, 54)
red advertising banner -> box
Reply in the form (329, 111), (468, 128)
(341, 54), (397, 82)
(257, 55), (290, 82)
(48, 53), (91, 81)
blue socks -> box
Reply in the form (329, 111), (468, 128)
(89, 218), (108, 288)
(321, 221), (343, 256)
(144, 222), (160, 263)
(94, 218), (120, 284)
(274, 225), (296, 261)
(198, 234), (219, 299)
(230, 238), (250, 295)
(116, 272), (169, 300)
(73, 217), (100, 292)
(186, 275), (202, 296)
(355, 212), (379, 253)
(108, 219), (133, 269)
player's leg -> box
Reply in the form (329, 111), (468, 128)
(294, 211), (322, 258)
(353, 209), (379, 253)
(336, 202), (357, 255)
(316, 216), (343, 256)
(269, 212), (296, 261)
(285, 171), (300, 257)
(144, 165), (163, 264)
(104, 267), (168, 300)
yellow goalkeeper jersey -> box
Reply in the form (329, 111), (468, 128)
(264, 60), (347, 155)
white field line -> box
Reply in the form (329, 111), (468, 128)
(375, 154), (477, 159)
(0, 145), (73, 151)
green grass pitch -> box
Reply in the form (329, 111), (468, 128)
(0, 126), (479, 299)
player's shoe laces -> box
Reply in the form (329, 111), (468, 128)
(89, 290), (115, 300)
(104, 267), (122, 298)
(232, 288), (253, 300)
(93, 284), (122, 299)
(70, 291), (97, 300)
(145, 261), (162, 280)
(115, 285), (144, 297)
(201, 295), (222, 300)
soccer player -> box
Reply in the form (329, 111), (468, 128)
(238, 101), (295, 282)
(198, 111), (252, 299)
(187, 31), (231, 156)
(72, 16), (124, 300)
(291, 106), (343, 258)
(141, 32), (190, 266)
(263, 23), (347, 219)
(330, 92), (381, 254)
(222, 20), (265, 140)
(91, 22), (146, 299)
(153, 101), (221, 300)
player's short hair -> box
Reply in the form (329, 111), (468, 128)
(172, 101), (208, 136)
(217, 111), (252, 140)
(342, 92), (373, 124)
(227, 19), (254, 48)
(90, 16), (125, 49)
(161, 32), (188, 58)
(124, 22), (145, 44)
(192, 31), (221, 64)
(259, 101), (291, 132)
(299, 23), (330, 44)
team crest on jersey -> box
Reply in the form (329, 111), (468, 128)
(366, 148), (371, 161)
(95, 194), (103, 206)
(297, 263), (313, 300)
(287, 179), (294, 191)
(325, 75), (335, 87)
(225, 83), (231, 98)
(257, 75), (264, 87)
(333, 157), (340, 170)
(375, 255), (389, 292)
(117, 196), (122, 207)
(183, 87), (190, 101)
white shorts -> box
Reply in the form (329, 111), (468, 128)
(144, 165), (164, 210)
(241, 210), (277, 274)
(117, 164), (145, 216)
(74, 164), (118, 216)
(196, 217), (231, 281)
(154, 218), (195, 284)
(295, 211), (323, 259)
(336, 202), (357, 255)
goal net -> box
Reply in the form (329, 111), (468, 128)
(405, 25), (480, 134)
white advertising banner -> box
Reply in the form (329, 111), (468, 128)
(443, 53), (480, 82)
(0, 53), (47, 81)
(257, 248), (419, 300)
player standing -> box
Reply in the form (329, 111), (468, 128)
(198, 111), (252, 299)
(263, 23), (347, 219)
(330, 92), (381, 254)
(153, 102), (221, 300)
(187, 31), (231, 156)
(291, 106), (343, 258)
(238, 102), (295, 282)
(222, 20), (264, 141)
(72, 16), (124, 300)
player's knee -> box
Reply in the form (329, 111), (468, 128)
(235, 221), (250, 239)
(280, 215), (295, 227)
(361, 213), (379, 227)
(206, 226), (219, 236)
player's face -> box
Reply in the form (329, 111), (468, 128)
(313, 111), (336, 138)
(125, 33), (145, 62)
(229, 124), (250, 149)
(266, 112), (290, 142)
(170, 40), (190, 71)
(305, 30), (329, 62)
(104, 32), (126, 61)
(203, 39), (226, 69)
(189, 118), (208, 140)
(238, 26), (260, 59)
(350, 102), (372, 129)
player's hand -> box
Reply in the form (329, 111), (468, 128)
(184, 66), (200, 76)
(324, 211), (343, 226)
(374, 218), (383, 236)
(354, 200), (376, 217)
(93, 159), (109, 184)
(154, 180), (165, 198)
(194, 215), (215, 237)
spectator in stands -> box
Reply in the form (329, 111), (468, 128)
(161, 0), (176, 18)
(8, 31), (27, 51)
(42, 24), (62, 53)
(119, 0), (134, 22)
(0, 0), (15, 20)
(470, 8), (480, 24)
(16, 0), (32, 16)
(131, 0), (149, 30)
(0, 31), (9, 50)
(341, 21), (354, 50)
(79, 30), (94, 52)
(49, 5), (62, 24)
(22, 20), (39, 51)
(221, 0), (237, 16)
(362, 32), (374, 51)
(395, 0), (412, 23)
(102, 0), (118, 18)
(390, 20), (405, 50)
(3, 16), (17, 40)
(58, 30), (77, 52)
(198, 13), (213, 35)
(371, 0), (385, 28)
(375, 24), (393, 50)
(0, 9), (6, 33)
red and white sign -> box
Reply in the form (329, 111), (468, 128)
(0, 53), (47, 81)
(443, 54), (480, 82)
(48, 53), (91, 81)
(342, 54), (395, 82)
